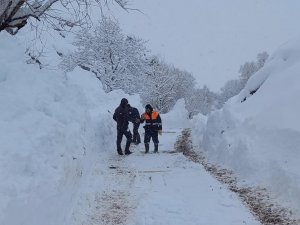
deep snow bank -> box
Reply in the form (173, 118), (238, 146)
(163, 99), (191, 129)
(193, 37), (300, 216)
(0, 32), (140, 225)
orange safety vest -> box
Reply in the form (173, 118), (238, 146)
(144, 111), (159, 120)
(143, 111), (161, 130)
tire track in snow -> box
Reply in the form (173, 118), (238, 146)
(87, 154), (137, 225)
(175, 128), (299, 225)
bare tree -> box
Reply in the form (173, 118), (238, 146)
(0, 0), (128, 35)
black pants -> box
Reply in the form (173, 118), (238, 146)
(144, 129), (159, 144)
(144, 129), (159, 152)
(117, 128), (132, 153)
(132, 123), (141, 143)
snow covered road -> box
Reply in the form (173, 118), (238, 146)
(80, 129), (260, 225)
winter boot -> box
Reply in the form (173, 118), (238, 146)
(125, 150), (132, 155)
(124, 139), (132, 155)
(117, 149), (123, 155)
(145, 143), (149, 153)
(136, 134), (141, 145)
(154, 144), (158, 153)
(124, 145), (132, 155)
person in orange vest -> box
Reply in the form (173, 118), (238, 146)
(140, 104), (162, 153)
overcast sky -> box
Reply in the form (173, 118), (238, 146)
(112, 0), (300, 91)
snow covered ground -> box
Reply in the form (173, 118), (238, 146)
(191, 36), (300, 220)
(0, 32), (261, 225)
(76, 128), (260, 225)
(2, 5), (300, 223)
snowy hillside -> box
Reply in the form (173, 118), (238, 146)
(192, 37), (300, 218)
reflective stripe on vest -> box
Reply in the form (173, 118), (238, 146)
(144, 111), (159, 120)
(145, 122), (161, 126)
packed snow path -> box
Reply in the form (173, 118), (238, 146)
(79, 129), (260, 225)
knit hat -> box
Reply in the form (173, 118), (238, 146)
(120, 98), (128, 107)
(145, 104), (153, 111)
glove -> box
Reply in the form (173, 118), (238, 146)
(158, 130), (162, 136)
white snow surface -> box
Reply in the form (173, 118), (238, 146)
(192, 36), (300, 218)
(0, 33), (260, 225)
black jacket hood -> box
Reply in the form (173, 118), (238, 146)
(120, 98), (128, 108)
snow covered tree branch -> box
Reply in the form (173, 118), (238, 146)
(60, 16), (198, 114)
(140, 57), (195, 113)
(183, 52), (269, 117)
(0, 0), (128, 35)
(60, 17), (150, 93)
(184, 85), (217, 117)
(217, 51), (269, 106)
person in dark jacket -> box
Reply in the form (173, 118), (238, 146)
(113, 98), (133, 155)
(128, 104), (141, 144)
(140, 104), (162, 153)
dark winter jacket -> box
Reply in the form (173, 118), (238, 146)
(128, 107), (140, 123)
(113, 99), (133, 131)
